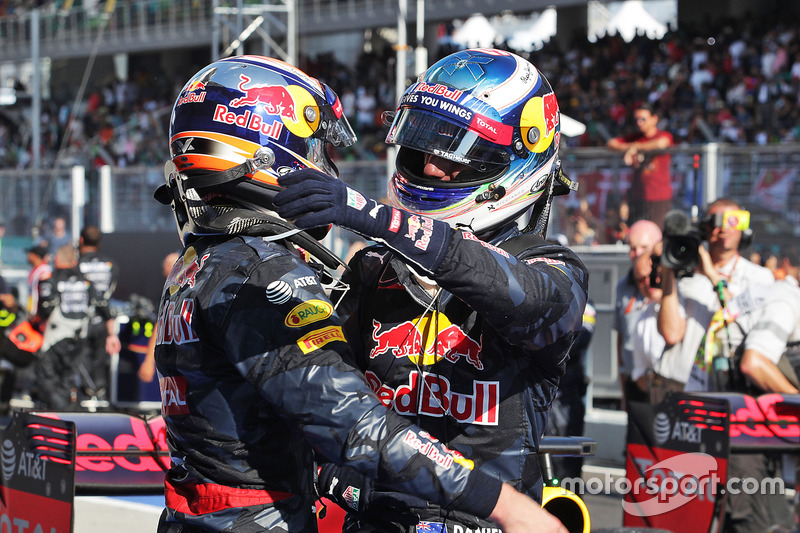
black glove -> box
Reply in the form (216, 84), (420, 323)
(317, 462), (373, 513)
(274, 169), (452, 275)
(317, 463), (428, 514)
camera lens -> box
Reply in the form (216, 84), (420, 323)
(662, 234), (701, 272)
(674, 244), (690, 260)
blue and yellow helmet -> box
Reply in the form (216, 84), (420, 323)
(386, 49), (560, 235)
(161, 55), (356, 242)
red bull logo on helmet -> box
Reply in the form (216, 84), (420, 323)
(369, 313), (484, 370)
(177, 80), (207, 106)
(230, 75), (298, 121)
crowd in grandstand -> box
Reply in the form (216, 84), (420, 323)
(1, 12), (799, 170)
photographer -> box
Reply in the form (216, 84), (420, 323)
(628, 246), (666, 402)
(655, 198), (773, 392)
(614, 220), (662, 408)
(654, 198), (790, 533)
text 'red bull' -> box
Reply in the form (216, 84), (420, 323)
(365, 370), (499, 425)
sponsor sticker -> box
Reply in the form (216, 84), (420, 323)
(404, 216), (434, 251)
(461, 232), (509, 258)
(525, 256), (565, 266)
(366, 370), (498, 426)
(212, 104), (284, 139)
(297, 326), (346, 354)
(156, 299), (199, 346)
(284, 299), (333, 328)
(177, 80), (207, 106)
(342, 485), (361, 511)
(293, 276), (318, 288)
(414, 82), (464, 100)
(388, 208), (402, 233)
(346, 188), (367, 210)
(266, 280), (293, 304)
(160, 376), (189, 415)
(230, 75), (298, 121)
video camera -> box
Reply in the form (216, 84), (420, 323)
(656, 208), (751, 278)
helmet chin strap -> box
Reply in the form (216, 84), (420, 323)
(201, 206), (349, 272)
(157, 149), (348, 271)
(525, 160), (578, 237)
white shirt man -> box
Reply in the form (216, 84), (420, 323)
(657, 199), (774, 388)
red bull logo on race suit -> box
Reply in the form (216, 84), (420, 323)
(368, 314), (497, 425)
(230, 74), (297, 121)
(369, 313), (483, 370)
(365, 370), (499, 425)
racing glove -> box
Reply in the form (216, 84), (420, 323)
(274, 169), (451, 275)
(317, 463), (428, 514)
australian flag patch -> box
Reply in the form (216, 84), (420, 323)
(416, 522), (447, 533)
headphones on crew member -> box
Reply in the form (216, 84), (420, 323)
(700, 204), (754, 250)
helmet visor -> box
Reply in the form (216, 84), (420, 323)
(386, 107), (510, 173)
(319, 84), (357, 148)
(306, 137), (339, 177)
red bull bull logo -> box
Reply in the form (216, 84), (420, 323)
(365, 370), (499, 425)
(369, 314), (483, 370)
(230, 75), (298, 121)
(167, 250), (209, 294)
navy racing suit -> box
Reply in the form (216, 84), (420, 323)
(335, 226), (589, 532)
(78, 249), (119, 397)
(154, 234), (503, 532)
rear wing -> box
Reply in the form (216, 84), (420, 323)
(0, 411), (76, 532)
(33, 411), (169, 495)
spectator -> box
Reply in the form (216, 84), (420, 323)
(0, 275), (22, 413)
(45, 216), (71, 259)
(567, 198), (601, 246)
(607, 103), (674, 227)
(656, 199), (773, 392)
(7, 14), (800, 171)
(629, 244), (666, 401)
(715, 280), (800, 394)
(355, 85), (377, 134)
(603, 199), (630, 245)
(139, 250), (180, 386)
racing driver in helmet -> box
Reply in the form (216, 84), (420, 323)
(274, 48), (589, 533)
(153, 55), (568, 533)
